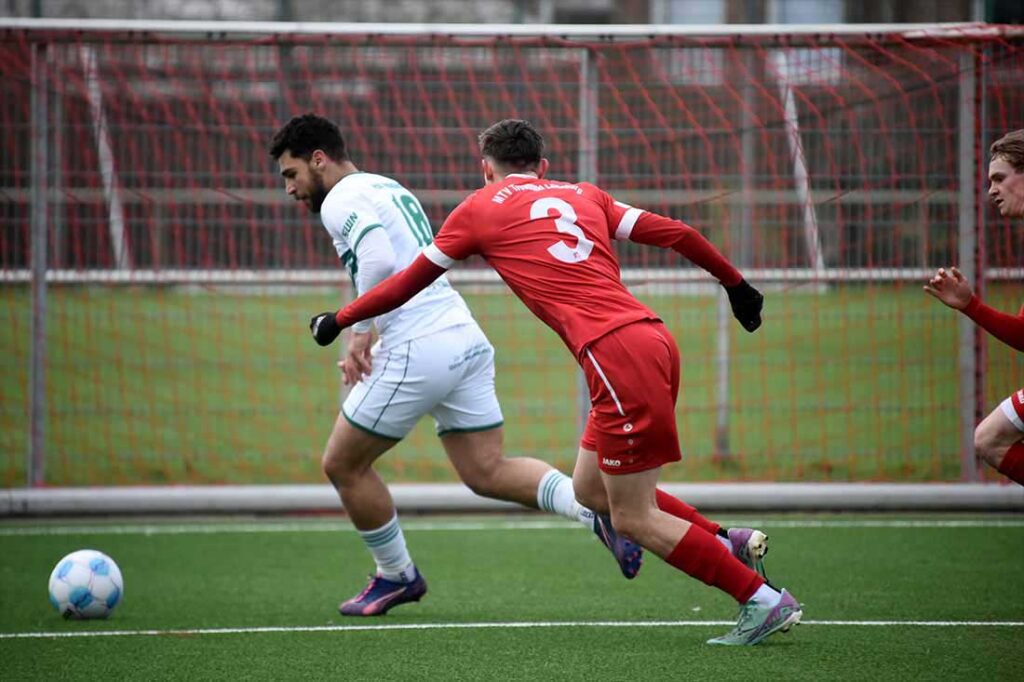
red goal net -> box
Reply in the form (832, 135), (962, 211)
(1, 23), (1021, 485)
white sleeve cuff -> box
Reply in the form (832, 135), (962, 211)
(423, 243), (457, 269)
(614, 207), (644, 240)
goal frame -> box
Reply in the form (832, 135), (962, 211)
(4, 18), (1021, 512)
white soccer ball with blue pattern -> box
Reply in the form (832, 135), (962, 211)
(48, 549), (124, 619)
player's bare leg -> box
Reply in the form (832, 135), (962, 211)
(571, 446), (609, 513)
(322, 414), (399, 529)
(600, 466), (801, 646)
(442, 428), (641, 578)
(322, 413), (427, 616)
(442, 427), (553, 507)
(975, 400), (1024, 485)
(573, 447), (768, 577)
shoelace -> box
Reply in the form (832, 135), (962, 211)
(350, 575), (382, 603)
(728, 602), (758, 635)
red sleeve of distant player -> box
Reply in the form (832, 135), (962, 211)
(597, 188), (742, 286)
(962, 297), (1024, 352)
(432, 196), (481, 262)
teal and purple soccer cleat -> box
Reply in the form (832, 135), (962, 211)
(338, 570), (428, 616)
(593, 513), (644, 579)
(706, 589), (802, 646)
(727, 527), (769, 579)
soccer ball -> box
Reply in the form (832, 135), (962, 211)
(47, 549), (124, 619)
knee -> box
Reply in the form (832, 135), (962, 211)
(571, 457), (608, 513)
(459, 465), (501, 499)
(608, 508), (648, 544)
(572, 475), (606, 513)
(321, 448), (365, 488)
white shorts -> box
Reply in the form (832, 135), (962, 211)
(999, 388), (1024, 433)
(342, 324), (504, 440)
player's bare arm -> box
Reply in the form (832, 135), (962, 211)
(921, 265), (1024, 351)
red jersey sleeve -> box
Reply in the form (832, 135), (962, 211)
(596, 188), (742, 286)
(962, 297), (1024, 352)
(428, 196), (481, 266)
(335, 254), (447, 329)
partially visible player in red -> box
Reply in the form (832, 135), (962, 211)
(925, 129), (1024, 486)
(308, 119), (801, 646)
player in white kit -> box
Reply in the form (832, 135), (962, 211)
(270, 114), (642, 616)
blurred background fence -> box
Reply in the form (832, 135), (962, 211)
(1, 20), (1022, 488)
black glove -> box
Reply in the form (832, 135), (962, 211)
(725, 279), (763, 333)
(309, 311), (343, 347)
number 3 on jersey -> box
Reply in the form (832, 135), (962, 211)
(531, 197), (594, 264)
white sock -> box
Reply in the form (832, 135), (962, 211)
(750, 583), (782, 607)
(357, 514), (416, 583)
(537, 470), (594, 528)
(717, 533), (733, 551)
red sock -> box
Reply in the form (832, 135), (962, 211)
(997, 442), (1024, 486)
(665, 526), (764, 603)
(656, 489), (721, 536)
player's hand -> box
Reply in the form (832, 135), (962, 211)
(338, 331), (374, 386)
(923, 267), (974, 310)
(309, 311), (343, 346)
(725, 279), (763, 332)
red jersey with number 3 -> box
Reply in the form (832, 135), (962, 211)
(431, 175), (660, 358)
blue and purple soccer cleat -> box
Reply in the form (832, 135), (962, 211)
(727, 527), (769, 579)
(593, 513), (644, 579)
(338, 570), (428, 617)
(706, 588), (802, 646)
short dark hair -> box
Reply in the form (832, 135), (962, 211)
(478, 119), (544, 172)
(269, 113), (348, 162)
(991, 129), (1024, 173)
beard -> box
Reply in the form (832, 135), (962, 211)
(306, 174), (329, 213)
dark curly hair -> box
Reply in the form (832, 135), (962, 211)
(269, 113), (348, 162)
(477, 119), (544, 172)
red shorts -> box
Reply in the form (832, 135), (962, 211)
(579, 320), (682, 474)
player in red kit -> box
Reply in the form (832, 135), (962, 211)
(925, 129), (1024, 486)
(309, 119), (802, 645)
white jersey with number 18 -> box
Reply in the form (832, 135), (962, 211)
(319, 172), (475, 348)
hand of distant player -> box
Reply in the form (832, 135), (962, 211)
(923, 267), (973, 310)
(338, 331), (374, 386)
(725, 279), (764, 332)
(310, 311), (343, 346)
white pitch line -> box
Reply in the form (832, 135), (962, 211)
(2, 619), (1022, 640)
(1, 518), (1024, 537)
(0, 520), (578, 537)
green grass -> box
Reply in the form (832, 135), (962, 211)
(1, 283), (1022, 485)
(0, 513), (1022, 680)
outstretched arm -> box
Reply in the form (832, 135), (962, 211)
(924, 266), (1024, 352)
(963, 298), (1024, 352)
(310, 252), (447, 346)
(618, 209), (743, 285)
(614, 205), (763, 332)
(921, 264), (1024, 350)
